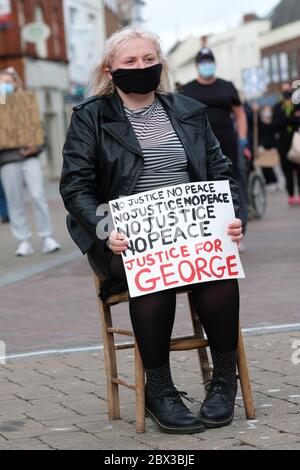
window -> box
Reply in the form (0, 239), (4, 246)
(262, 56), (271, 85)
(290, 50), (299, 80)
(271, 54), (279, 83)
(279, 52), (289, 81)
(69, 6), (78, 25)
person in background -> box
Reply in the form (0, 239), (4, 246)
(0, 67), (61, 256)
(273, 83), (300, 206)
(258, 105), (279, 191)
(182, 48), (249, 249)
(0, 179), (9, 223)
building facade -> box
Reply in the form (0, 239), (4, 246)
(104, 0), (144, 38)
(259, 0), (300, 94)
(168, 15), (270, 92)
(63, 0), (106, 95)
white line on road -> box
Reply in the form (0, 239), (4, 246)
(4, 323), (300, 361)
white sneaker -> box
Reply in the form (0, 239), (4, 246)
(15, 240), (34, 257)
(42, 237), (61, 254)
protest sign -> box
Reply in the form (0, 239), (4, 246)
(0, 91), (44, 150)
(109, 181), (245, 298)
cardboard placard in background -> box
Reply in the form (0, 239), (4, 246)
(0, 91), (44, 150)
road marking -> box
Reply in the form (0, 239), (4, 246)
(3, 323), (300, 361)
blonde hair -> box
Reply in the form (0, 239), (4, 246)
(0, 67), (23, 90)
(85, 27), (172, 98)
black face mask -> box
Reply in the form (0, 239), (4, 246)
(111, 63), (163, 94)
(283, 91), (292, 100)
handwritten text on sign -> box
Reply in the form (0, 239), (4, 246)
(109, 181), (245, 298)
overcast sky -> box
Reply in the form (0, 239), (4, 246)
(143, 0), (280, 51)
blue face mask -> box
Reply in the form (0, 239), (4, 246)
(198, 62), (216, 79)
(3, 83), (15, 94)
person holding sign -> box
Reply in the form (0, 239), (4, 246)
(60, 28), (243, 434)
(0, 68), (61, 256)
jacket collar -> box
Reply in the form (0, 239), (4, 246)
(99, 91), (207, 158)
(100, 91), (207, 123)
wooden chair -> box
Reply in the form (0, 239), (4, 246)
(93, 274), (255, 433)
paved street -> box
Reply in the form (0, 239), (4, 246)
(0, 332), (299, 450)
(0, 182), (299, 449)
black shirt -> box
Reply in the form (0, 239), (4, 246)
(182, 78), (241, 131)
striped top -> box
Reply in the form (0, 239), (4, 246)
(124, 98), (191, 194)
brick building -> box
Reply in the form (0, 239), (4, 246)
(0, 0), (68, 87)
(104, 0), (144, 38)
(261, 0), (300, 93)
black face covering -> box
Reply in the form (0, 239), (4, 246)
(111, 63), (163, 94)
(283, 91), (292, 100)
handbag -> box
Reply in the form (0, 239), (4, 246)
(288, 130), (300, 165)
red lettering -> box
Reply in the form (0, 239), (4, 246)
(178, 260), (196, 283)
(160, 263), (178, 287)
(209, 256), (226, 278)
(195, 257), (212, 280)
(135, 269), (159, 292)
(215, 239), (223, 253)
(226, 255), (239, 276)
(181, 245), (190, 257)
(169, 247), (179, 259)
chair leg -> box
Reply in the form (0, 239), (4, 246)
(135, 342), (145, 433)
(188, 292), (211, 384)
(95, 276), (120, 420)
(237, 325), (256, 419)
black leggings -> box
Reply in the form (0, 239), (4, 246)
(107, 254), (239, 369)
(278, 148), (300, 197)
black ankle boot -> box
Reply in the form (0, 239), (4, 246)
(145, 387), (205, 434)
(198, 377), (238, 428)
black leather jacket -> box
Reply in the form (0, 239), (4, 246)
(60, 91), (240, 258)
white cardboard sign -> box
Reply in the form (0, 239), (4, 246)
(109, 181), (245, 298)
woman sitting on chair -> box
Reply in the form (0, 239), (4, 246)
(60, 27), (243, 434)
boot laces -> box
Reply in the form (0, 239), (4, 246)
(163, 388), (195, 405)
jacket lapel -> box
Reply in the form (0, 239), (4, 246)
(100, 93), (143, 157)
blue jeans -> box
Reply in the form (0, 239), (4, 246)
(0, 179), (9, 219)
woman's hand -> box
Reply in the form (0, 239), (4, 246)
(227, 218), (243, 248)
(108, 230), (128, 255)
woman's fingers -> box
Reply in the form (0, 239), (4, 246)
(227, 218), (243, 243)
(108, 230), (128, 254)
(228, 228), (243, 235)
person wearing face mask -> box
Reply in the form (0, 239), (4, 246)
(182, 49), (248, 252)
(181, 49), (248, 181)
(273, 83), (300, 206)
(0, 67), (61, 255)
(60, 28), (243, 434)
